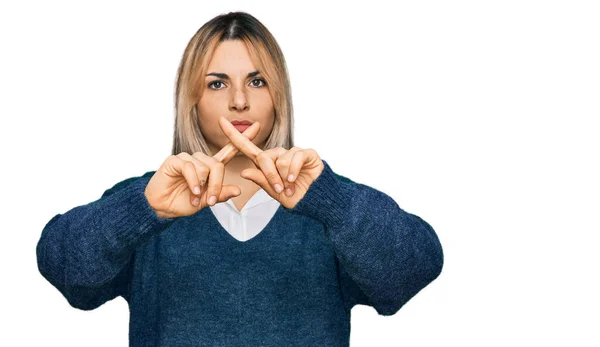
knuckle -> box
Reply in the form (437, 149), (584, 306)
(276, 161), (288, 172)
(191, 152), (206, 160)
(198, 164), (209, 173)
(212, 161), (225, 170)
(256, 151), (268, 162)
(276, 158), (289, 167)
(207, 156), (219, 165)
(265, 171), (280, 182)
(198, 165), (209, 176)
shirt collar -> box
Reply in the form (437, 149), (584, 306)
(224, 188), (275, 214)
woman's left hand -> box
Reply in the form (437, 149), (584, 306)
(218, 116), (324, 209)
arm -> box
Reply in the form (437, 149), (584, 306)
(36, 172), (176, 310)
(284, 160), (444, 316)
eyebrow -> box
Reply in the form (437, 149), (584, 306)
(206, 70), (261, 79)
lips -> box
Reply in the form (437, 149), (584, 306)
(231, 120), (253, 125)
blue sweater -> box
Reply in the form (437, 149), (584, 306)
(36, 159), (444, 346)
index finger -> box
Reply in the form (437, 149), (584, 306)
(212, 120), (261, 164)
(218, 116), (264, 166)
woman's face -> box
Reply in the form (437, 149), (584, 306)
(198, 40), (275, 156)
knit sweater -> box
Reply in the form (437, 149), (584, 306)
(36, 159), (444, 347)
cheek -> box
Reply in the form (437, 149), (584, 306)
(256, 98), (275, 124)
(197, 93), (225, 116)
(197, 102), (222, 133)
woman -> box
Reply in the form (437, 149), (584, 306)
(36, 11), (444, 347)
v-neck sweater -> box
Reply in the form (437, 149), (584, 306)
(36, 159), (444, 347)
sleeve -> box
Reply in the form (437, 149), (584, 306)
(283, 160), (444, 316)
(36, 172), (177, 311)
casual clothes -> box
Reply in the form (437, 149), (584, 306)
(36, 159), (444, 346)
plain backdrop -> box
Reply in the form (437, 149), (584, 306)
(1, 0), (598, 346)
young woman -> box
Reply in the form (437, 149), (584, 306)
(36, 11), (444, 347)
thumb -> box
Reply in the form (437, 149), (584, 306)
(241, 168), (270, 193)
(217, 184), (242, 202)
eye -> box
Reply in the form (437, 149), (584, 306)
(208, 80), (225, 90)
(207, 78), (267, 91)
(250, 78), (267, 87)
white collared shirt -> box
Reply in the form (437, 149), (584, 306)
(209, 188), (280, 242)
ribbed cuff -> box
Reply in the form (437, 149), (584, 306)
(283, 160), (354, 229)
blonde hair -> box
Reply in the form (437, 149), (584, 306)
(172, 11), (294, 156)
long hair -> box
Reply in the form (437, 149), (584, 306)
(172, 11), (294, 156)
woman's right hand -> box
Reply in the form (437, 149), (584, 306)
(144, 122), (261, 218)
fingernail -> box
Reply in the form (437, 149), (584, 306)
(209, 195), (216, 205)
(194, 186), (200, 195)
(274, 184), (283, 193)
(285, 188), (293, 196)
(193, 197), (200, 206)
(288, 174), (294, 182)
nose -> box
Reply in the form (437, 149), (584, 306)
(229, 88), (249, 112)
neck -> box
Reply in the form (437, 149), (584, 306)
(224, 154), (256, 176)
(224, 154), (262, 203)
(207, 141), (263, 189)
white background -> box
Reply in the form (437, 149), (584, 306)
(1, 0), (598, 346)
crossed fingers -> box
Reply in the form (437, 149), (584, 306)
(217, 116), (301, 197)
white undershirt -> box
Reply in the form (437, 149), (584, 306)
(209, 188), (280, 242)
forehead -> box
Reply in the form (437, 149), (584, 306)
(207, 40), (256, 73)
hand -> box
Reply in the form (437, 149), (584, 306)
(145, 122), (262, 218)
(218, 116), (325, 209)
